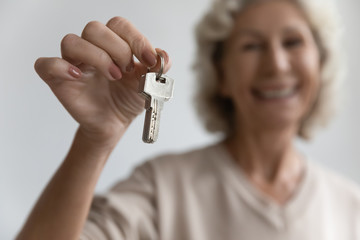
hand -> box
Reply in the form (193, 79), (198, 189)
(35, 17), (171, 146)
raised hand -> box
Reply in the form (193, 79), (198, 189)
(35, 17), (171, 145)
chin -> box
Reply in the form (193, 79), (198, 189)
(253, 111), (302, 132)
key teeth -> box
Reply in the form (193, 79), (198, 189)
(142, 106), (159, 144)
(142, 137), (155, 144)
(142, 132), (157, 143)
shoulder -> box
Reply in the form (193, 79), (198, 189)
(308, 160), (360, 207)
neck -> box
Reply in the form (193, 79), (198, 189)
(224, 124), (304, 204)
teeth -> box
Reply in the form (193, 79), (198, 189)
(257, 87), (296, 99)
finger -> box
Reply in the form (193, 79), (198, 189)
(151, 48), (172, 74)
(125, 48), (172, 82)
(106, 17), (157, 68)
(61, 33), (122, 81)
(81, 21), (134, 74)
(34, 57), (82, 83)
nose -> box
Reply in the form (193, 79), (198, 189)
(262, 43), (290, 76)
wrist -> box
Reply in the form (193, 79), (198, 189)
(76, 124), (128, 151)
(64, 128), (120, 169)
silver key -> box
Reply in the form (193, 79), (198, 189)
(139, 55), (174, 143)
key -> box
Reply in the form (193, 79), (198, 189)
(140, 72), (174, 143)
(139, 55), (174, 143)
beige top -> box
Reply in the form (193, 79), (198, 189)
(81, 143), (360, 240)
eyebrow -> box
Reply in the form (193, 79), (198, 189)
(235, 26), (303, 39)
(282, 26), (303, 35)
(235, 29), (263, 39)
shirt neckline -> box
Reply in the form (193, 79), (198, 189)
(211, 141), (317, 230)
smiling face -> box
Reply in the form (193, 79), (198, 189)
(220, 0), (321, 133)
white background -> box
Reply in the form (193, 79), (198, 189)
(0, 0), (359, 239)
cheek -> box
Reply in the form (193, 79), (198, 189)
(223, 55), (259, 91)
(222, 59), (259, 119)
(296, 50), (321, 105)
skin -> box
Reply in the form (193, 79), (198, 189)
(221, 0), (321, 204)
(17, 0), (321, 239)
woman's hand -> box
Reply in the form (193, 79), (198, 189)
(35, 17), (171, 146)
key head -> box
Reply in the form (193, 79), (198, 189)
(139, 72), (174, 101)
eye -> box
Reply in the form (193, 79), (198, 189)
(283, 38), (303, 48)
(241, 42), (262, 51)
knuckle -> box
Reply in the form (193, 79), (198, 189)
(106, 16), (146, 55)
(116, 43), (133, 59)
(123, 47), (133, 59)
(132, 35), (146, 52)
(35, 57), (60, 81)
(34, 57), (43, 72)
(106, 16), (129, 30)
(96, 50), (111, 66)
(46, 58), (58, 77)
(82, 21), (104, 39)
(61, 34), (78, 52)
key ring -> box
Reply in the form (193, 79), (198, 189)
(156, 53), (164, 79)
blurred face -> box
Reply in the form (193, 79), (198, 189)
(220, 0), (321, 132)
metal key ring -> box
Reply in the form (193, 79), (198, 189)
(156, 53), (164, 79)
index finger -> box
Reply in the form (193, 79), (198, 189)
(106, 17), (158, 68)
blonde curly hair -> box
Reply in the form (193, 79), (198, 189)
(193, 0), (344, 139)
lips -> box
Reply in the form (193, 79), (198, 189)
(252, 86), (298, 100)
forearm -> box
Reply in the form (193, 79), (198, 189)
(16, 127), (121, 240)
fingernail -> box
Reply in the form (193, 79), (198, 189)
(126, 59), (134, 73)
(109, 64), (122, 80)
(69, 66), (82, 78)
(142, 50), (157, 67)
